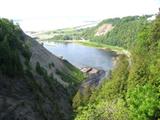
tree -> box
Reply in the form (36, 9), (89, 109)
(36, 62), (44, 75)
(126, 84), (160, 120)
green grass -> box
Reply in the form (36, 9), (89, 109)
(75, 41), (124, 51)
(75, 41), (131, 58)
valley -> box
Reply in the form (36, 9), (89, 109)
(0, 10), (160, 120)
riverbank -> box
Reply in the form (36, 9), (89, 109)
(74, 41), (131, 58)
(39, 39), (131, 87)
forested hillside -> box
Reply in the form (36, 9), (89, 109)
(82, 15), (151, 48)
(0, 14), (159, 120)
(73, 15), (160, 120)
(0, 18), (84, 120)
(43, 15), (152, 49)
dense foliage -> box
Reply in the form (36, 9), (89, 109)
(0, 18), (87, 120)
(43, 15), (152, 49)
(73, 16), (160, 120)
(0, 18), (31, 77)
(82, 16), (151, 49)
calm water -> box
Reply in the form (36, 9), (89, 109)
(44, 42), (116, 71)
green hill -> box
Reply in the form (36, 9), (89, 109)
(82, 15), (152, 49)
(73, 15), (160, 120)
(39, 15), (152, 50)
(0, 18), (85, 120)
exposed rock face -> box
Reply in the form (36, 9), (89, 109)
(72, 68), (106, 108)
(0, 29), (83, 120)
(26, 36), (73, 87)
(95, 24), (114, 36)
(0, 73), (72, 120)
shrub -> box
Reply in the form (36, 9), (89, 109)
(126, 84), (160, 120)
(36, 62), (44, 75)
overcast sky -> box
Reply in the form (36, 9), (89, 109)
(0, 0), (159, 31)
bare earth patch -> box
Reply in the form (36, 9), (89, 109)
(95, 24), (114, 36)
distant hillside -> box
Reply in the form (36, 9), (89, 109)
(0, 18), (84, 120)
(38, 15), (152, 49)
(81, 15), (152, 48)
(28, 21), (98, 41)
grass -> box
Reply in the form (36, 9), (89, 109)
(74, 41), (131, 58)
(75, 41), (123, 51)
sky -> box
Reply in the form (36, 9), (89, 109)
(0, 0), (160, 31)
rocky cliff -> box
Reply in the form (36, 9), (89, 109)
(0, 18), (84, 120)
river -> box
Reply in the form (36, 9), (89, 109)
(44, 42), (116, 73)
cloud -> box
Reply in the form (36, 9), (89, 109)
(0, 0), (159, 19)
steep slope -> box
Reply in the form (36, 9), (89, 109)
(0, 18), (84, 120)
(95, 24), (113, 36)
(74, 14), (160, 120)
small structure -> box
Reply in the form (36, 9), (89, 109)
(88, 68), (99, 74)
(80, 67), (99, 74)
(80, 67), (92, 73)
